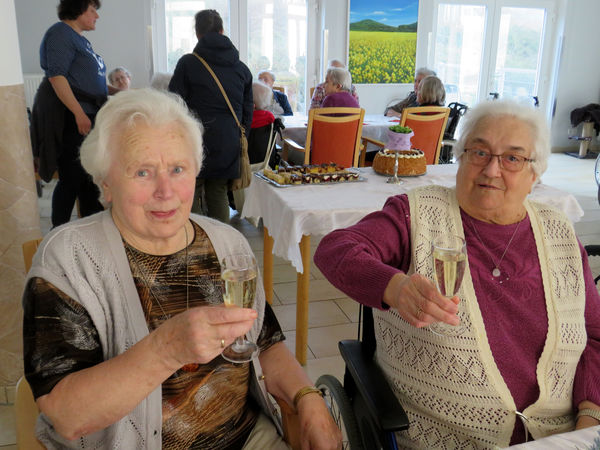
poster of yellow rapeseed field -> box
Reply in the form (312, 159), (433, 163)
(349, 1), (419, 84)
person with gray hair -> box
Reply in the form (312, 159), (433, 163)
(258, 70), (293, 116)
(150, 72), (172, 91)
(385, 67), (437, 116)
(320, 67), (359, 108)
(417, 75), (446, 106)
(315, 99), (600, 447)
(310, 58), (359, 109)
(23, 88), (342, 449)
(108, 66), (131, 90)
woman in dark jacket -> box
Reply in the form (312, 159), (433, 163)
(169, 9), (253, 223)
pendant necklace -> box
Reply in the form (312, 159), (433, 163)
(468, 215), (522, 282)
(127, 223), (198, 372)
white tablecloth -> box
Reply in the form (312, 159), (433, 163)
(242, 164), (584, 273)
(282, 113), (397, 146)
(507, 425), (600, 448)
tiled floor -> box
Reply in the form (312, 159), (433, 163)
(2, 153), (599, 447)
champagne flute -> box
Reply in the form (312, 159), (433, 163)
(430, 235), (466, 336)
(221, 253), (259, 363)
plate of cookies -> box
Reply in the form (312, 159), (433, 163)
(256, 163), (364, 187)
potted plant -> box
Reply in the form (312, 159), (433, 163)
(387, 125), (414, 150)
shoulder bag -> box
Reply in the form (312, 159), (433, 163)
(193, 52), (251, 191)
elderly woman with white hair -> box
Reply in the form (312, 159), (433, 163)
(310, 59), (359, 109)
(257, 70), (293, 116)
(22, 88), (341, 449)
(108, 66), (131, 90)
(318, 67), (359, 109)
(315, 100), (600, 447)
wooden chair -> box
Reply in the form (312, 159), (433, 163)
(272, 86), (285, 93)
(309, 87), (315, 99)
(399, 106), (450, 165)
(18, 239), (45, 449)
(282, 107), (365, 167)
(16, 376), (45, 449)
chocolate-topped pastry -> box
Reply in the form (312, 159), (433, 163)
(290, 174), (302, 185)
(330, 173), (339, 182)
(327, 163), (337, 173)
(302, 174), (312, 184)
(308, 165), (320, 174)
(291, 165), (304, 175)
(337, 173), (348, 182)
(312, 174), (322, 183)
(347, 172), (359, 181)
(321, 173), (331, 182)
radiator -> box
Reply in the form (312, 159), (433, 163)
(23, 73), (45, 110)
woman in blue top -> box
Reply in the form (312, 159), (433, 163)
(34, 0), (117, 227)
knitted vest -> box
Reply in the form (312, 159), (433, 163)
(26, 211), (266, 449)
(373, 185), (586, 449)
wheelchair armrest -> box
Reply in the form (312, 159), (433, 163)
(360, 136), (385, 149)
(339, 339), (409, 432)
(585, 245), (600, 257)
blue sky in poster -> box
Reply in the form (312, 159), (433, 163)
(349, 1), (419, 27)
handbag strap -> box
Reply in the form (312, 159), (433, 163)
(193, 52), (244, 133)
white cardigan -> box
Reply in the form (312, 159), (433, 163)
(26, 210), (266, 449)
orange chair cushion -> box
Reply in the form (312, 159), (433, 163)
(310, 119), (360, 167)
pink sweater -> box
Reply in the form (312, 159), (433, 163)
(314, 194), (600, 443)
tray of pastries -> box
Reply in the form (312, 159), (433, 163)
(255, 162), (364, 187)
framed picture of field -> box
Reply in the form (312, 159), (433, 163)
(349, 1), (419, 84)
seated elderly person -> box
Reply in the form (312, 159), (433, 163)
(310, 59), (359, 109)
(315, 100), (600, 447)
(385, 67), (436, 117)
(23, 88), (341, 449)
(417, 75), (446, 107)
(318, 67), (359, 109)
(257, 70), (293, 116)
(108, 66), (131, 91)
(249, 80), (277, 164)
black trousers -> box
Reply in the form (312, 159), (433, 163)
(51, 111), (103, 227)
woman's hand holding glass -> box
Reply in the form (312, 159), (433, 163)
(383, 272), (460, 329)
(151, 306), (257, 372)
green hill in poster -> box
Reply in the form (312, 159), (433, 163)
(350, 19), (417, 33)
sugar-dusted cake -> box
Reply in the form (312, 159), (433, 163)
(372, 149), (427, 176)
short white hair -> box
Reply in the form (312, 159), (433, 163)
(253, 80), (273, 110)
(453, 99), (550, 177)
(150, 72), (172, 91)
(108, 66), (131, 84)
(258, 70), (275, 83)
(326, 67), (352, 92)
(328, 59), (345, 68)
(80, 88), (203, 190)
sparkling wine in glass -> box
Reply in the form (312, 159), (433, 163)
(221, 254), (259, 363)
(430, 235), (466, 336)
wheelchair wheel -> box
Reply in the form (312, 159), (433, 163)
(316, 374), (364, 450)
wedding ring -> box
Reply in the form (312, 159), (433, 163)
(220, 339), (225, 348)
(416, 307), (424, 320)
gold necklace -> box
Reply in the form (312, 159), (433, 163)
(468, 215), (522, 282)
(126, 224), (198, 372)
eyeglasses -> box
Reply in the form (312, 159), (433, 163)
(463, 148), (535, 172)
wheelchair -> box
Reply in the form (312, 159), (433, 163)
(316, 306), (409, 450)
(584, 153), (600, 284)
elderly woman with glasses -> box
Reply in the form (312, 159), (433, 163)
(314, 100), (600, 447)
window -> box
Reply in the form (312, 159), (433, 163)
(156, 0), (311, 113)
(430, 0), (559, 113)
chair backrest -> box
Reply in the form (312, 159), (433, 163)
(400, 106), (450, 165)
(309, 87), (315, 99)
(272, 86), (285, 93)
(16, 376), (45, 449)
(23, 238), (43, 272)
(304, 107), (365, 167)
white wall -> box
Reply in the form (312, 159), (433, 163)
(550, 0), (600, 149)
(14, 0), (600, 150)
(15, 0), (152, 88)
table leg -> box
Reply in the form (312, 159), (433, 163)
(263, 227), (274, 305)
(295, 234), (311, 365)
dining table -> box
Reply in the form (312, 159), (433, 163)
(241, 163), (585, 365)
